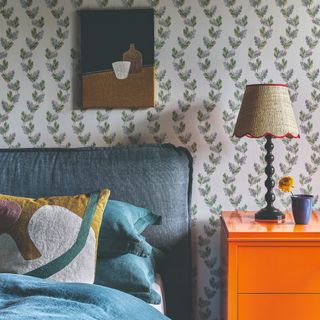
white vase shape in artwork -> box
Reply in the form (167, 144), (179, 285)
(112, 61), (131, 80)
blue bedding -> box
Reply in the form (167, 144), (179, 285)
(0, 274), (170, 320)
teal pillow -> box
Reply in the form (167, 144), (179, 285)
(94, 253), (161, 304)
(98, 200), (161, 258)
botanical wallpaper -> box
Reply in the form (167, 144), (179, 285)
(1, 0), (320, 319)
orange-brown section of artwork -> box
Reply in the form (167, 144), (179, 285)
(82, 66), (154, 109)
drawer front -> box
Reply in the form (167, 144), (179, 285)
(238, 294), (320, 320)
(238, 246), (320, 293)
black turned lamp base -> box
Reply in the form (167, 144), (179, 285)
(253, 135), (286, 224)
(255, 206), (285, 223)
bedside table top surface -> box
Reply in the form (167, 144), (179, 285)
(221, 211), (320, 240)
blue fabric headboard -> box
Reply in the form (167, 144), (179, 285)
(0, 144), (193, 320)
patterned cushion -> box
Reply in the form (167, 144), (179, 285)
(0, 190), (110, 283)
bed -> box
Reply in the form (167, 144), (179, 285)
(0, 144), (193, 320)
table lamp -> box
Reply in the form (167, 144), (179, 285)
(233, 84), (300, 223)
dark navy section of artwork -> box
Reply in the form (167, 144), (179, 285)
(80, 9), (154, 74)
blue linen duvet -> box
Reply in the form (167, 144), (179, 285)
(0, 274), (170, 320)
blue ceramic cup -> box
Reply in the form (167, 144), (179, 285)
(291, 194), (313, 224)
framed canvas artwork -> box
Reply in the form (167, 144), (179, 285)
(80, 9), (154, 109)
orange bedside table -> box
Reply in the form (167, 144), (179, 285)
(221, 211), (320, 320)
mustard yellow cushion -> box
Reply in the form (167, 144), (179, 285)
(0, 189), (110, 283)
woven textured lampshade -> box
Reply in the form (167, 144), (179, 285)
(233, 84), (300, 138)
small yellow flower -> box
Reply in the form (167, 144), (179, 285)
(278, 176), (295, 193)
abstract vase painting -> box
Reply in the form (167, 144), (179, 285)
(80, 9), (155, 109)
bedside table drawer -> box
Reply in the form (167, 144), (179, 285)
(238, 246), (320, 293)
(238, 294), (320, 320)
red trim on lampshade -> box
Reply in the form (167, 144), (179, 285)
(246, 83), (288, 87)
(233, 132), (300, 139)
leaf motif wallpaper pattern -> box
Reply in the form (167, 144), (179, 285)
(1, 0), (320, 319)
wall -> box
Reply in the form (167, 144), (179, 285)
(1, 0), (320, 319)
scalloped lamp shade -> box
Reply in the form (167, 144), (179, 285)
(233, 84), (300, 138)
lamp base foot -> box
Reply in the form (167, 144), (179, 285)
(255, 207), (285, 223)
